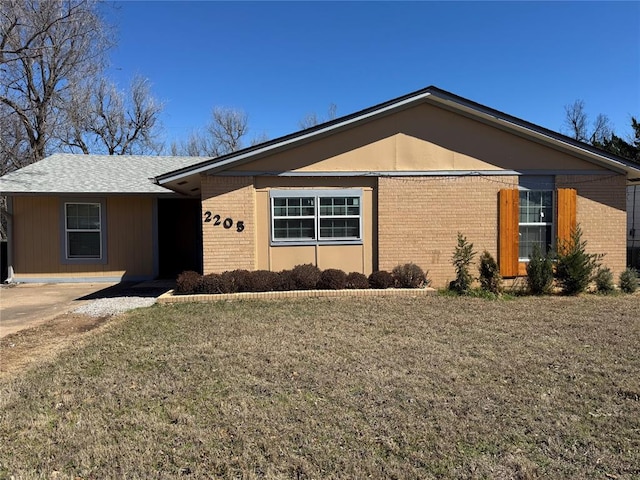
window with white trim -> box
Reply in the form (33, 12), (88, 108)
(271, 190), (362, 244)
(65, 202), (102, 259)
(518, 190), (553, 260)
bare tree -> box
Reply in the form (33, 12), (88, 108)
(0, 103), (30, 175)
(0, 0), (110, 168)
(207, 107), (249, 156)
(171, 107), (255, 157)
(591, 113), (612, 145)
(298, 103), (337, 129)
(62, 76), (163, 155)
(563, 100), (589, 142)
(563, 100), (613, 145)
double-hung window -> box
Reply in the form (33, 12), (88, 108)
(271, 189), (362, 244)
(518, 190), (553, 260)
(500, 181), (576, 278)
(65, 202), (103, 259)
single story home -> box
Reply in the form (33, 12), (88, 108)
(2, 86), (639, 288)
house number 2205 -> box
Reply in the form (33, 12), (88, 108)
(203, 211), (244, 232)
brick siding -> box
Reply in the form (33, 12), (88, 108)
(377, 175), (517, 288)
(557, 174), (627, 279)
(201, 175), (256, 273)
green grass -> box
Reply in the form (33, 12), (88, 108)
(1, 296), (639, 479)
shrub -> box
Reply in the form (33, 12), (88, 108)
(200, 273), (223, 294)
(317, 269), (347, 290)
(277, 269), (298, 291)
(219, 269), (251, 293)
(478, 251), (502, 294)
(345, 272), (370, 289)
(291, 264), (321, 290)
(450, 232), (476, 294)
(368, 270), (394, 289)
(619, 268), (639, 293)
(526, 243), (554, 295)
(392, 263), (427, 288)
(246, 270), (281, 292)
(175, 270), (202, 294)
(555, 226), (603, 295)
(594, 267), (615, 294)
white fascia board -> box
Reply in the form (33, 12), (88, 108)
(215, 169), (521, 177)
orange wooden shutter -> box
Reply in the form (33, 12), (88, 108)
(556, 188), (577, 247)
(499, 189), (519, 277)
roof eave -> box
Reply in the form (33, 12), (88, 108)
(154, 86), (640, 187)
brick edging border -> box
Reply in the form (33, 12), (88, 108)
(157, 287), (437, 303)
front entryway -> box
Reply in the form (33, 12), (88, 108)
(157, 198), (203, 278)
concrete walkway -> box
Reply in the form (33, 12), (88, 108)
(0, 283), (116, 338)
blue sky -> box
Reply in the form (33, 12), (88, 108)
(103, 1), (640, 148)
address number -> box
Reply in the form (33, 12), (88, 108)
(204, 211), (244, 232)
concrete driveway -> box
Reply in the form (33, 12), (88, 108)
(0, 283), (116, 338)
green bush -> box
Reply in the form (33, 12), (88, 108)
(392, 263), (428, 288)
(317, 269), (347, 290)
(619, 268), (639, 293)
(478, 251), (502, 294)
(345, 272), (370, 289)
(175, 270), (202, 294)
(526, 243), (554, 295)
(291, 264), (321, 290)
(555, 226), (603, 295)
(450, 232), (476, 294)
(368, 270), (394, 289)
(594, 267), (615, 294)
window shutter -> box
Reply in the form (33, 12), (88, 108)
(499, 189), (519, 277)
(556, 188), (577, 247)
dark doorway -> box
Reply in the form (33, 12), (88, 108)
(1, 240), (7, 283)
(158, 198), (202, 278)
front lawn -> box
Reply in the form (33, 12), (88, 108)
(0, 296), (638, 478)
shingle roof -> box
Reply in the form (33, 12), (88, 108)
(0, 153), (210, 195)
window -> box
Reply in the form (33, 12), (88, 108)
(499, 187), (576, 277)
(271, 190), (362, 244)
(65, 202), (102, 259)
(518, 191), (553, 260)
(273, 197), (316, 240)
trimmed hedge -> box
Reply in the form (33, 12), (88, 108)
(368, 270), (394, 289)
(345, 272), (370, 289)
(317, 269), (347, 290)
(291, 264), (321, 290)
(175, 263), (429, 295)
(175, 270), (202, 294)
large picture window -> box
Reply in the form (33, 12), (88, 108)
(65, 202), (102, 259)
(271, 189), (362, 244)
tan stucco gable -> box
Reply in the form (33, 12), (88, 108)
(154, 87), (640, 195)
(228, 103), (608, 174)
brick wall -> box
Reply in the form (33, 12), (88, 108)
(201, 175), (256, 273)
(378, 175), (517, 288)
(557, 174), (627, 279)
(199, 173), (627, 286)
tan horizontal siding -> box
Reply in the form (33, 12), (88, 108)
(11, 196), (154, 279)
